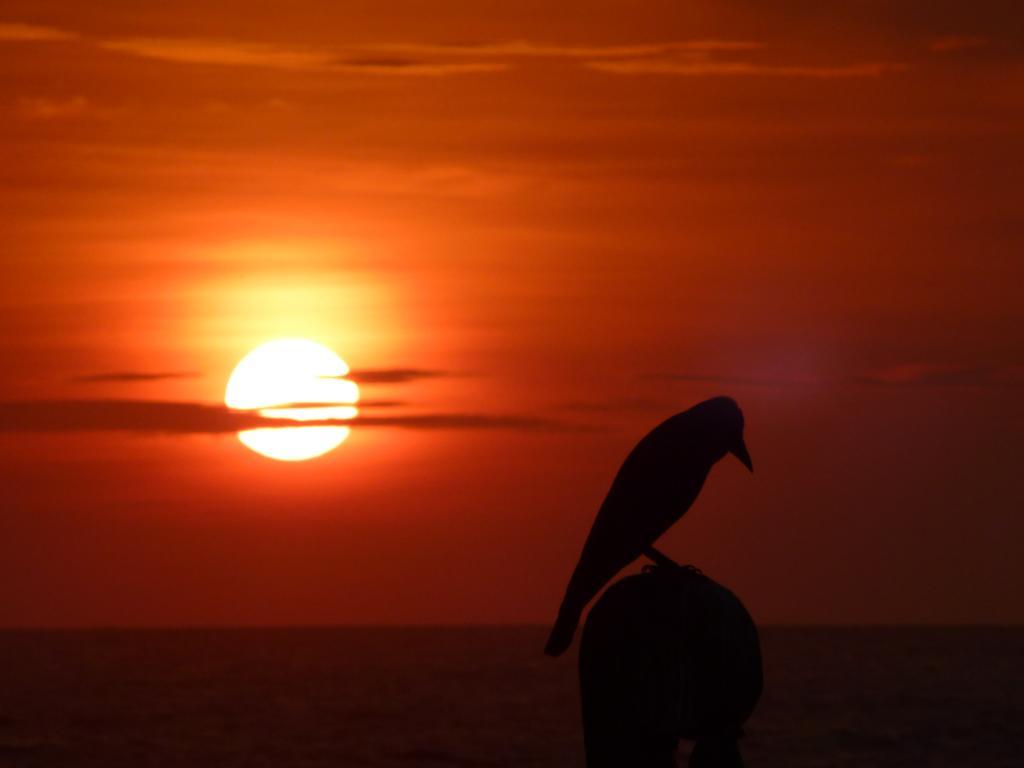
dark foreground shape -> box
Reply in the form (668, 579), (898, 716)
(546, 396), (752, 657)
(579, 565), (762, 768)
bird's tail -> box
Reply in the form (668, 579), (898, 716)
(545, 551), (619, 656)
(544, 599), (583, 657)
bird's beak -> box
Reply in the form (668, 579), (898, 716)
(731, 438), (754, 473)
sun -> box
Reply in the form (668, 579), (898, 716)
(225, 338), (359, 461)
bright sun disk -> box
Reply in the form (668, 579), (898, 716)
(225, 338), (359, 461)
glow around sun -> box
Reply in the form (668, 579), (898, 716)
(225, 338), (359, 461)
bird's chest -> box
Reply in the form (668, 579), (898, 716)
(628, 466), (705, 524)
(597, 444), (712, 542)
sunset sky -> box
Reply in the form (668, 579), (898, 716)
(1, 1), (1021, 627)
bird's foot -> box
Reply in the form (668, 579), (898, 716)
(642, 547), (704, 576)
(642, 546), (679, 569)
(641, 563), (704, 575)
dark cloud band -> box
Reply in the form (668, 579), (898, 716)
(68, 371), (200, 383)
(0, 400), (571, 434)
(345, 368), (451, 384)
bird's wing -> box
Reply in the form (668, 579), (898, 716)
(565, 449), (706, 612)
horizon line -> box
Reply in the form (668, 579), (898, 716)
(0, 622), (1020, 632)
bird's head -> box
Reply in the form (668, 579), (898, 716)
(696, 396), (753, 473)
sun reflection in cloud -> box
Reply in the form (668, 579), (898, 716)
(225, 338), (359, 461)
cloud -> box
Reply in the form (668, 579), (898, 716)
(68, 371), (200, 384)
(587, 58), (904, 78)
(348, 413), (573, 431)
(642, 372), (817, 387)
(0, 22), (76, 42)
(273, 399), (407, 409)
(360, 40), (762, 59)
(65, 364), (459, 391)
(15, 96), (92, 120)
(559, 396), (671, 414)
(928, 36), (989, 53)
(0, 400), (271, 434)
(333, 59), (507, 76)
(97, 37), (508, 76)
(645, 364), (1024, 389)
(0, 400), (573, 434)
(345, 368), (452, 384)
(854, 364), (1024, 388)
(2, 28), (898, 82)
(98, 37), (336, 70)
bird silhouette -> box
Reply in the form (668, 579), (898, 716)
(545, 396), (753, 657)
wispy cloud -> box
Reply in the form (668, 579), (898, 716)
(360, 40), (762, 59)
(0, 400), (575, 434)
(67, 371), (200, 384)
(0, 22), (76, 42)
(272, 399), (406, 409)
(928, 36), (989, 53)
(642, 372), (818, 387)
(334, 60), (507, 76)
(349, 413), (574, 431)
(67, 365), (460, 388)
(15, 96), (92, 120)
(0, 400), (268, 434)
(645, 363), (1024, 389)
(97, 37), (508, 76)
(587, 58), (904, 78)
(346, 368), (452, 384)
(559, 396), (671, 414)
(854, 363), (1024, 388)
(3, 25), (902, 82)
(98, 37), (337, 70)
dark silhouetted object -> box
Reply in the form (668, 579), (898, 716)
(579, 565), (762, 767)
(545, 397), (752, 656)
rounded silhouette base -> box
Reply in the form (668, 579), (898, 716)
(578, 564), (762, 767)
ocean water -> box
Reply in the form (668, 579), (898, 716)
(0, 628), (1020, 767)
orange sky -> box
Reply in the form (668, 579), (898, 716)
(0, 1), (1022, 626)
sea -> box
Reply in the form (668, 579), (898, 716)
(0, 628), (1020, 767)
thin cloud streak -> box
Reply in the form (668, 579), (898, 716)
(273, 400), (407, 409)
(98, 37), (338, 70)
(928, 36), (989, 53)
(643, 373), (819, 387)
(68, 371), (200, 384)
(345, 368), (452, 384)
(97, 37), (509, 76)
(6, 24), (761, 75)
(0, 400), (271, 434)
(16, 96), (92, 120)
(559, 396), (671, 414)
(350, 413), (578, 431)
(4, 25), (903, 82)
(0, 22), (76, 42)
(588, 59), (905, 78)
(334, 60), (507, 76)
(0, 400), (576, 434)
(646, 363), (1024, 389)
(854, 364), (1024, 388)
(362, 40), (762, 58)
(2, 26), (760, 59)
